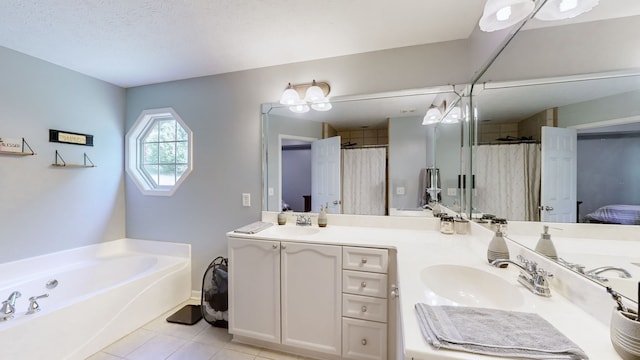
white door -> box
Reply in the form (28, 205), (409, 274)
(312, 136), (341, 213)
(228, 238), (281, 343)
(281, 242), (342, 355)
(540, 126), (577, 222)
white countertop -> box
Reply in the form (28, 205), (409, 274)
(229, 213), (624, 359)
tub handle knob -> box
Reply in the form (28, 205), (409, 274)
(26, 293), (49, 315)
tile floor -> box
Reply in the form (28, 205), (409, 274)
(88, 300), (315, 360)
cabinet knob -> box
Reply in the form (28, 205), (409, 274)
(281, 243), (287, 249)
(361, 338), (368, 346)
(361, 305), (367, 313)
(360, 281), (367, 288)
(361, 258), (368, 264)
(391, 290), (399, 299)
(272, 244), (278, 249)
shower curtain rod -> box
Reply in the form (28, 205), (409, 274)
(341, 144), (389, 149)
(477, 140), (540, 145)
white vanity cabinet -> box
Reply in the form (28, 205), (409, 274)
(228, 237), (342, 356)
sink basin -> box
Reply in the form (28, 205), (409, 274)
(420, 264), (524, 309)
(272, 226), (321, 237)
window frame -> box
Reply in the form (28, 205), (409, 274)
(126, 108), (193, 196)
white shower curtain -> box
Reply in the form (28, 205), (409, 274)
(342, 147), (386, 215)
(474, 143), (541, 221)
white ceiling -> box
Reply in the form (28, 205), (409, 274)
(0, 0), (487, 88)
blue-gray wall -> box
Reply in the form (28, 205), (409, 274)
(125, 41), (472, 290)
(0, 46), (126, 261)
(577, 133), (640, 220)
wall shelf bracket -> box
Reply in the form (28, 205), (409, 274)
(0, 137), (36, 155)
(52, 150), (96, 168)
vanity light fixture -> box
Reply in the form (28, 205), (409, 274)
(479, 0), (600, 32)
(279, 80), (331, 113)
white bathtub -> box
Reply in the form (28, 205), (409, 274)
(0, 238), (191, 360)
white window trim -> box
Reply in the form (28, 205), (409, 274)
(126, 107), (193, 196)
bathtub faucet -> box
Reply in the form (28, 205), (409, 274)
(1, 291), (21, 321)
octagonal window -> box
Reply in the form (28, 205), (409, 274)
(126, 108), (193, 196)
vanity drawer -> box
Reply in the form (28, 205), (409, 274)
(343, 247), (388, 273)
(342, 318), (387, 360)
(343, 294), (387, 323)
(343, 270), (388, 298)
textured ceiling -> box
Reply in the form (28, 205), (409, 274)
(0, 0), (486, 87)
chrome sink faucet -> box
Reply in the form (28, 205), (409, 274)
(1, 291), (21, 321)
(295, 214), (311, 226)
(491, 255), (553, 297)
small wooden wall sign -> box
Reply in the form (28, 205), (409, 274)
(0, 137), (23, 152)
(49, 129), (93, 146)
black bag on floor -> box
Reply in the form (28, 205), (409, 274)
(201, 256), (229, 328)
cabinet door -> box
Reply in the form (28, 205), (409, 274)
(228, 237), (280, 343)
(281, 242), (342, 355)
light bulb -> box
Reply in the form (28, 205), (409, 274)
(560, 0), (577, 12)
(496, 6), (512, 21)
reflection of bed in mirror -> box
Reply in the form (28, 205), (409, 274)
(584, 205), (640, 225)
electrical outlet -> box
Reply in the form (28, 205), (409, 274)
(242, 193), (251, 207)
(447, 188), (457, 196)
(396, 186), (405, 195)
(268, 187), (274, 196)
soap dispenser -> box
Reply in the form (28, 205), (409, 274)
(487, 230), (510, 268)
(318, 204), (328, 228)
(535, 225), (558, 260)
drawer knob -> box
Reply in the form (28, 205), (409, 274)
(361, 257), (368, 264)
(361, 305), (367, 313)
(361, 338), (368, 346)
(272, 244), (278, 249)
(361, 281), (367, 288)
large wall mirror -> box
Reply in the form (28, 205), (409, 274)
(470, 1), (640, 301)
(262, 87), (466, 216)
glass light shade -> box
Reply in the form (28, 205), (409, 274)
(304, 85), (325, 103)
(422, 106), (442, 125)
(280, 87), (300, 105)
(289, 101), (310, 113)
(479, 0), (534, 32)
(311, 100), (332, 111)
(535, 0), (599, 21)
(442, 106), (461, 124)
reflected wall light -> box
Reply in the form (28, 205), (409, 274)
(441, 106), (462, 124)
(479, 0), (534, 32)
(279, 80), (331, 113)
(422, 105), (443, 125)
(535, 0), (599, 21)
(478, 0), (600, 32)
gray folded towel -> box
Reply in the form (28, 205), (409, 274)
(415, 303), (588, 359)
(233, 221), (273, 234)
